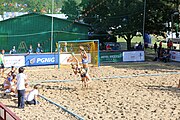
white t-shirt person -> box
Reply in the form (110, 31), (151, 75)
(17, 73), (27, 90)
(27, 89), (38, 101)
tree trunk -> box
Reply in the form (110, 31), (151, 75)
(122, 34), (133, 50)
(126, 38), (131, 50)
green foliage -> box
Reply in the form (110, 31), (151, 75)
(61, 0), (79, 20)
(78, 0), (176, 50)
(0, 0), (60, 14)
(145, 0), (175, 35)
(79, 0), (144, 50)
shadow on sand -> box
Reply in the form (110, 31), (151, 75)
(146, 85), (180, 97)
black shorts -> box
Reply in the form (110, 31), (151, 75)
(0, 63), (4, 69)
(81, 73), (86, 78)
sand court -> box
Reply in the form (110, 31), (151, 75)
(0, 62), (180, 120)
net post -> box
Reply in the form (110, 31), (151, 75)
(97, 40), (100, 67)
(58, 41), (61, 69)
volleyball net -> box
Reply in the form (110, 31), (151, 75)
(57, 40), (99, 69)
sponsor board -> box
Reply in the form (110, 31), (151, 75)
(170, 51), (180, 62)
(25, 54), (58, 66)
(100, 51), (123, 63)
(4, 56), (25, 67)
(25, 53), (92, 66)
(123, 51), (144, 62)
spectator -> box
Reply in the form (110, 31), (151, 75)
(9, 46), (17, 54)
(157, 46), (162, 60)
(16, 67), (27, 109)
(161, 49), (170, 62)
(106, 44), (111, 50)
(69, 44), (73, 52)
(169, 40), (173, 49)
(154, 42), (157, 53)
(9, 74), (17, 93)
(7, 66), (16, 77)
(87, 44), (91, 52)
(27, 45), (33, 54)
(36, 43), (43, 53)
(3, 78), (10, 91)
(26, 84), (40, 105)
(137, 42), (143, 50)
(55, 42), (58, 52)
(0, 50), (5, 77)
(144, 42), (148, 49)
(63, 42), (68, 52)
(134, 42), (139, 49)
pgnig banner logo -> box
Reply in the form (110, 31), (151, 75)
(30, 57), (55, 64)
(30, 58), (36, 64)
(36, 57), (55, 63)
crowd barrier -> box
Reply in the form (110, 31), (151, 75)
(4, 51), (145, 67)
(100, 50), (144, 63)
(170, 50), (180, 62)
(0, 102), (21, 120)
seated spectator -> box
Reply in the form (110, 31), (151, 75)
(137, 42), (143, 50)
(9, 74), (17, 93)
(162, 49), (170, 63)
(134, 42), (138, 49)
(25, 83), (32, 101)
(7, 66), (16, 77)
(26, 84), (40, 105)
(3, 74), (17, 93)
(6, 66), (16, 84)
(3, 78), (10, 91)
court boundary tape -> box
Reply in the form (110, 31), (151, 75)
(31, 71), (180, 84)
(39, 95), (84, 120)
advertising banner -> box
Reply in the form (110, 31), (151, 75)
(170, 51), (180, 62)
(123, 51), (144, 62)
(100, 51), (123, 63)
(25, 53), (92, 66)
(4, 55), (25, 67)
(25, 54), (58, 66)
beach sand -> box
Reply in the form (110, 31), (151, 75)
(0, 62), (180, 120)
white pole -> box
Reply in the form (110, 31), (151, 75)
(51, 0), (54, 53)
(171, 14), (173, 40)
(142, 0), (146, 46)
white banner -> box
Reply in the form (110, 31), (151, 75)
(4, 56), (25, 67)
(123, 51), (145, 62)
(170, 51), (180, 62)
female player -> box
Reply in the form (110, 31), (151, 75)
(71, 53), (91, 88)
(79, 46), (91, 83)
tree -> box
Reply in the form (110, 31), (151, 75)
(61, 0), (80, 20)
(0, 0), (60, 15)
(80, 0), (144, 50)
(78, 0), (175, 50)
(25, 0), (53, 13)
(145, 0), (175, 36)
